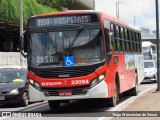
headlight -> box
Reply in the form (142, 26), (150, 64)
(29, 79), (34, 85)
(10, 89), (19, 95)
(91, 73), (106, 87)
(99, 74), (105, 81)
(29, 79), (41, 91)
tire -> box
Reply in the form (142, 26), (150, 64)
(130, 73), (138, 96)
(154, 75), (157, 83)
(48, 101), (60, 110)
(107, 82), (119, 107)
(21, 92), (29, 107)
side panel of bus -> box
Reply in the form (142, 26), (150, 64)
(101, 12), (143, 98)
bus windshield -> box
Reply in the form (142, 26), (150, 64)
(30, 28), (104, 67)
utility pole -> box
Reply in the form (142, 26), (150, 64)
(20, 0), (23, 36)
(20, 0), (23, 67)
(155, 0), (160, 91)
(116, 2), (118, 18)
(134, 16), (139, 26)
(116, 0), (123, 19)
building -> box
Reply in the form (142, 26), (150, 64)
(67, 0), (95, 10)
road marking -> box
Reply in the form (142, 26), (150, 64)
(97, 86), (156, 120)
(0, 85), (156, 120)
(0, 117), (7, 120)
(25, 103), (48, 111)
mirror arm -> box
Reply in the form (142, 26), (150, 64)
(20, 50), (27, 58)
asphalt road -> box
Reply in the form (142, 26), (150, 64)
(0, 82), (157, 120)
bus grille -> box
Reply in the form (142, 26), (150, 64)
(42, 87), (90, 96)
(38, 68), (93, 78)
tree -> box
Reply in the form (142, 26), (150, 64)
(0, 0), (57, 25)
(36, 0), (70, 10)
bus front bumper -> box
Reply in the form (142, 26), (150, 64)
(29, 80), (108, 102)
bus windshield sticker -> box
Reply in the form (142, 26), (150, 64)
(75, 55), (89, 62)
(64, 56), (75, 66)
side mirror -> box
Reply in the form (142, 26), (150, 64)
(19, 31), (27, 58)
(20, 35), (24, 50)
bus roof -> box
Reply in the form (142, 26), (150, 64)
(142, 41), (155, 47)
(37, 10), (96, 17)
(100, 12), (140, 31)
(31, 10), (140, 31)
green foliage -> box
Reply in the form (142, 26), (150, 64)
(36, 0), (69, 10)
(0, 0), (58, 25)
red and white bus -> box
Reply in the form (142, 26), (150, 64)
(21, 10), (144, 109)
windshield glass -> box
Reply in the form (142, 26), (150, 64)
(0, 69), (27, 83)
(144, 62), (154, 68)
(142, 47), (150, 52)
(30, 29), (104, 67)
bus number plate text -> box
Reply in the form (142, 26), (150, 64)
(71, 80), (89, 85)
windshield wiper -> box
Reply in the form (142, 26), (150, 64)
(0, 81), (10, 83)
(70, 27), (84, 47)
(43, 29), (56, 48)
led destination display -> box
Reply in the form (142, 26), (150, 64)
(37, 16), (91, 27)
(29, 14), (99, 28)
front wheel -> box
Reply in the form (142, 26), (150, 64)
(20, 92), (29, 107)
(107, 83), (119, 107)
(48, 101), (60, 110)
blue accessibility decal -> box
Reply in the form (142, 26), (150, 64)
(64, 56), (75, 66)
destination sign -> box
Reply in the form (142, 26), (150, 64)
(29, 14), (99, 28)
(36, 15), (91, 27)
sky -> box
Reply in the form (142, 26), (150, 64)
(95, 0), (158, 32)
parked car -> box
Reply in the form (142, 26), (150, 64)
(0, 67), (28, 107)
(143, 60), (157, 83)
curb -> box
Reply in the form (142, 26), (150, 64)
(98, 86), (156, 120)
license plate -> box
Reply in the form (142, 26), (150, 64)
(58, 91), (72, 96)
(0, 96), (5, 100)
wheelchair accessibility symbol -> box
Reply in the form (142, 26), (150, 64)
(64, 56), (75, 66)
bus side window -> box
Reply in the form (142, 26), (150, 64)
(129, 30), (133, 52)
(104, 19), (112, 64)
(125, 29), (129, 53)
(127, 29), (131, 52)
(139, 33), (142, 53)
(133, 31), (137, 52)
(123, 28), (127, 52)
(111, 23), (117, 52)
(118, 26), (123, 52)
(136, 33), (140, 53)
(104, 19), (111, 52)
(131, 31), (134, 52)
(120, 27), (125, 52)
(115, 25), (121, 52)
